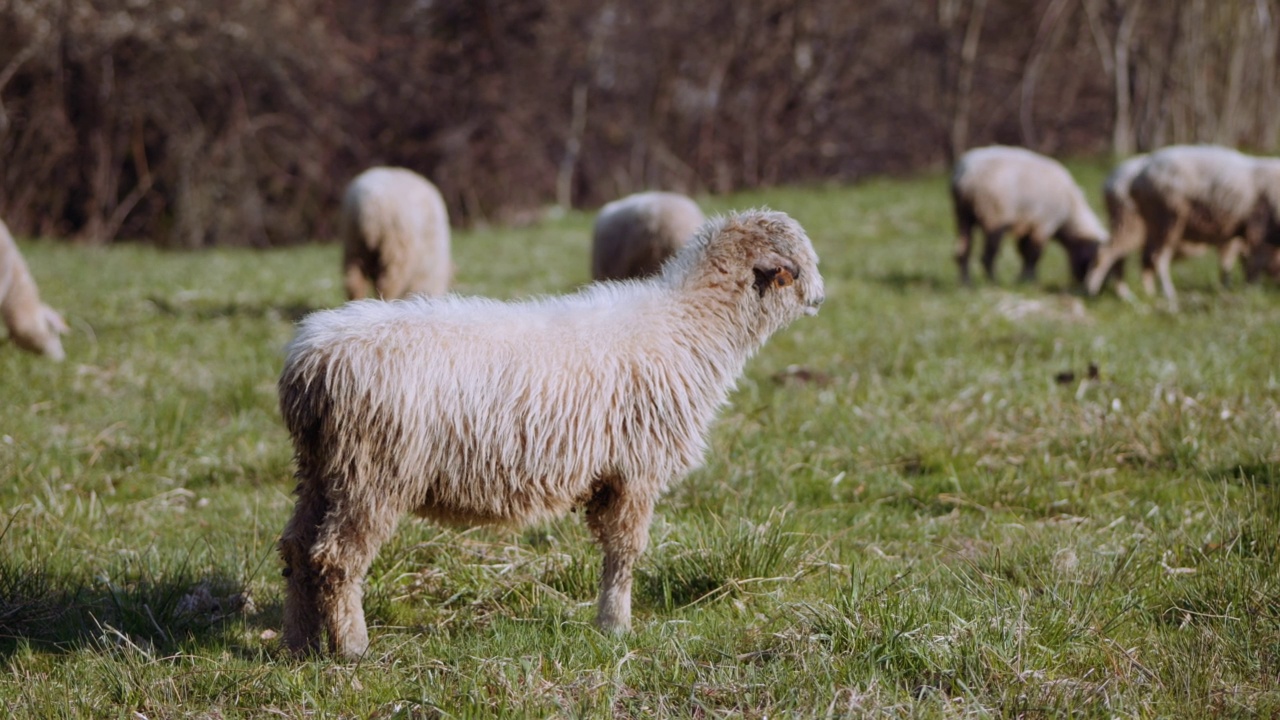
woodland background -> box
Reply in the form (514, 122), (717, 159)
(0, 0), (1276, 247)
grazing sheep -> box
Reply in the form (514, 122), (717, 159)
(951, 146), (1107, 285)
(591, 192), (705, 281)
(0, 220), (67, 360)
(1128, 145), (1280, 310)
(278, 209), (825, 657)
(1086, 154), (1250, 299)
(341, 167), (451, 301)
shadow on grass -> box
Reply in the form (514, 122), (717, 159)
(1209, 462), (1280, 486)
(0, 558), (269, 659)
(146, 295), (320, 323)
(871, 270), (950, 294)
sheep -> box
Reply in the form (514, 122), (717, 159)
(591, 192), (706, 281)
(0, 219), (68, 361)
(1126, 145), (1280, 310)
(341, 167), (452, 301)
(277, 209), (825, 658)
(1085, 154), (1251, 299)
(951, 146), (1107, 285)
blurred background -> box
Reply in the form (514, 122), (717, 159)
(0, 0), (1276, 247)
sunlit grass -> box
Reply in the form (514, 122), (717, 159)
(2, 162), (1280, 716)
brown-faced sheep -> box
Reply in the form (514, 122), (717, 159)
(0, 219), (67, 360)
(341, 167), (451, 301)
(951, 146), (1107, 285)
(1128, 145), (1280, 310)
(278, 209), (825, 657)
(1086, 153), (1253, 299)
(591, 191), (706, 281)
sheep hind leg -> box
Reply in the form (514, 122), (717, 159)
(279, 482), (328, 656)
(310, 505), (401, 658)
(953, 214), (976, 285)
(1218, 240), (1242, 288)
(980, 229), (1005, 282)
(1015, 235), (1043, 283)
(585, 481), (654, 634)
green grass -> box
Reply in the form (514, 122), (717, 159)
(4, 162), (1280, 717)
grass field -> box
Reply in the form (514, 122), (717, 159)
(3, 161), (1280, 718)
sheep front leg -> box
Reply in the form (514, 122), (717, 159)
(1146, 216), (1185, 311)
(585, 482), (654, 634)
(1085, 243), (1128, 297)
(343, 257), (372, 300)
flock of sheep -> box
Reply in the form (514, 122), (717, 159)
(952, 144), (1280, 310)
(4, 144), (1279, 657)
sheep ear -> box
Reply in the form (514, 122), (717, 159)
(752, 256), (798, 298)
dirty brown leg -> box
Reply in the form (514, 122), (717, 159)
(585, 480), (654, 634)
(280, 481), (328, 656)
(980, 229), (1005, 282)
(1015, 235), (1043, 283)
(310, 504), (401, 658)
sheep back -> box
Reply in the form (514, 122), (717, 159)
(341, 167), (451, 300)
(591, 192), (705, 281)
(952, 146), (1106, 245)
(1129, 145), (1258, 246)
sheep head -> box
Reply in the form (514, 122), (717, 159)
(1066, 239), (1101, 284)
(671, 209), (824, 338)
(9, 303), (68, 360)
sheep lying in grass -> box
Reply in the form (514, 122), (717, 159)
(278, 209), (825, 657)
(951, 146), (1107, 285)
(591, 192), (705, 280)
(1127, 145), (1280, 310)
(0, 219), (68, 360)
(341, 167), (451, 301)
(1086, 154), (1250, 299)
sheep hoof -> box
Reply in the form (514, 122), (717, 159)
(595, 616), (631, 636)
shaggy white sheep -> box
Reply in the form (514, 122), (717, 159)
(1128, 145), (1280, 310)
(0, 219), (67, 360)
(341, 167), (452, 301)
(1086, 153), (1252, 300)
(951, 146), (1107, 284)
(278, 209), (825, 657)
(591, 191), (706, 280)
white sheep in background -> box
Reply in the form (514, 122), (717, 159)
(591, 191), (705, 281)
(951, 146), (1107, 285)
(0, 219), (68, 361)
(277, 209), (825, 658)
(1128, 145), (1280, 310)
(1086, 153), (1250, 300)
(341, 167), (452, 301)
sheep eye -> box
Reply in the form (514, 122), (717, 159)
(752, 265), (798, 297)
